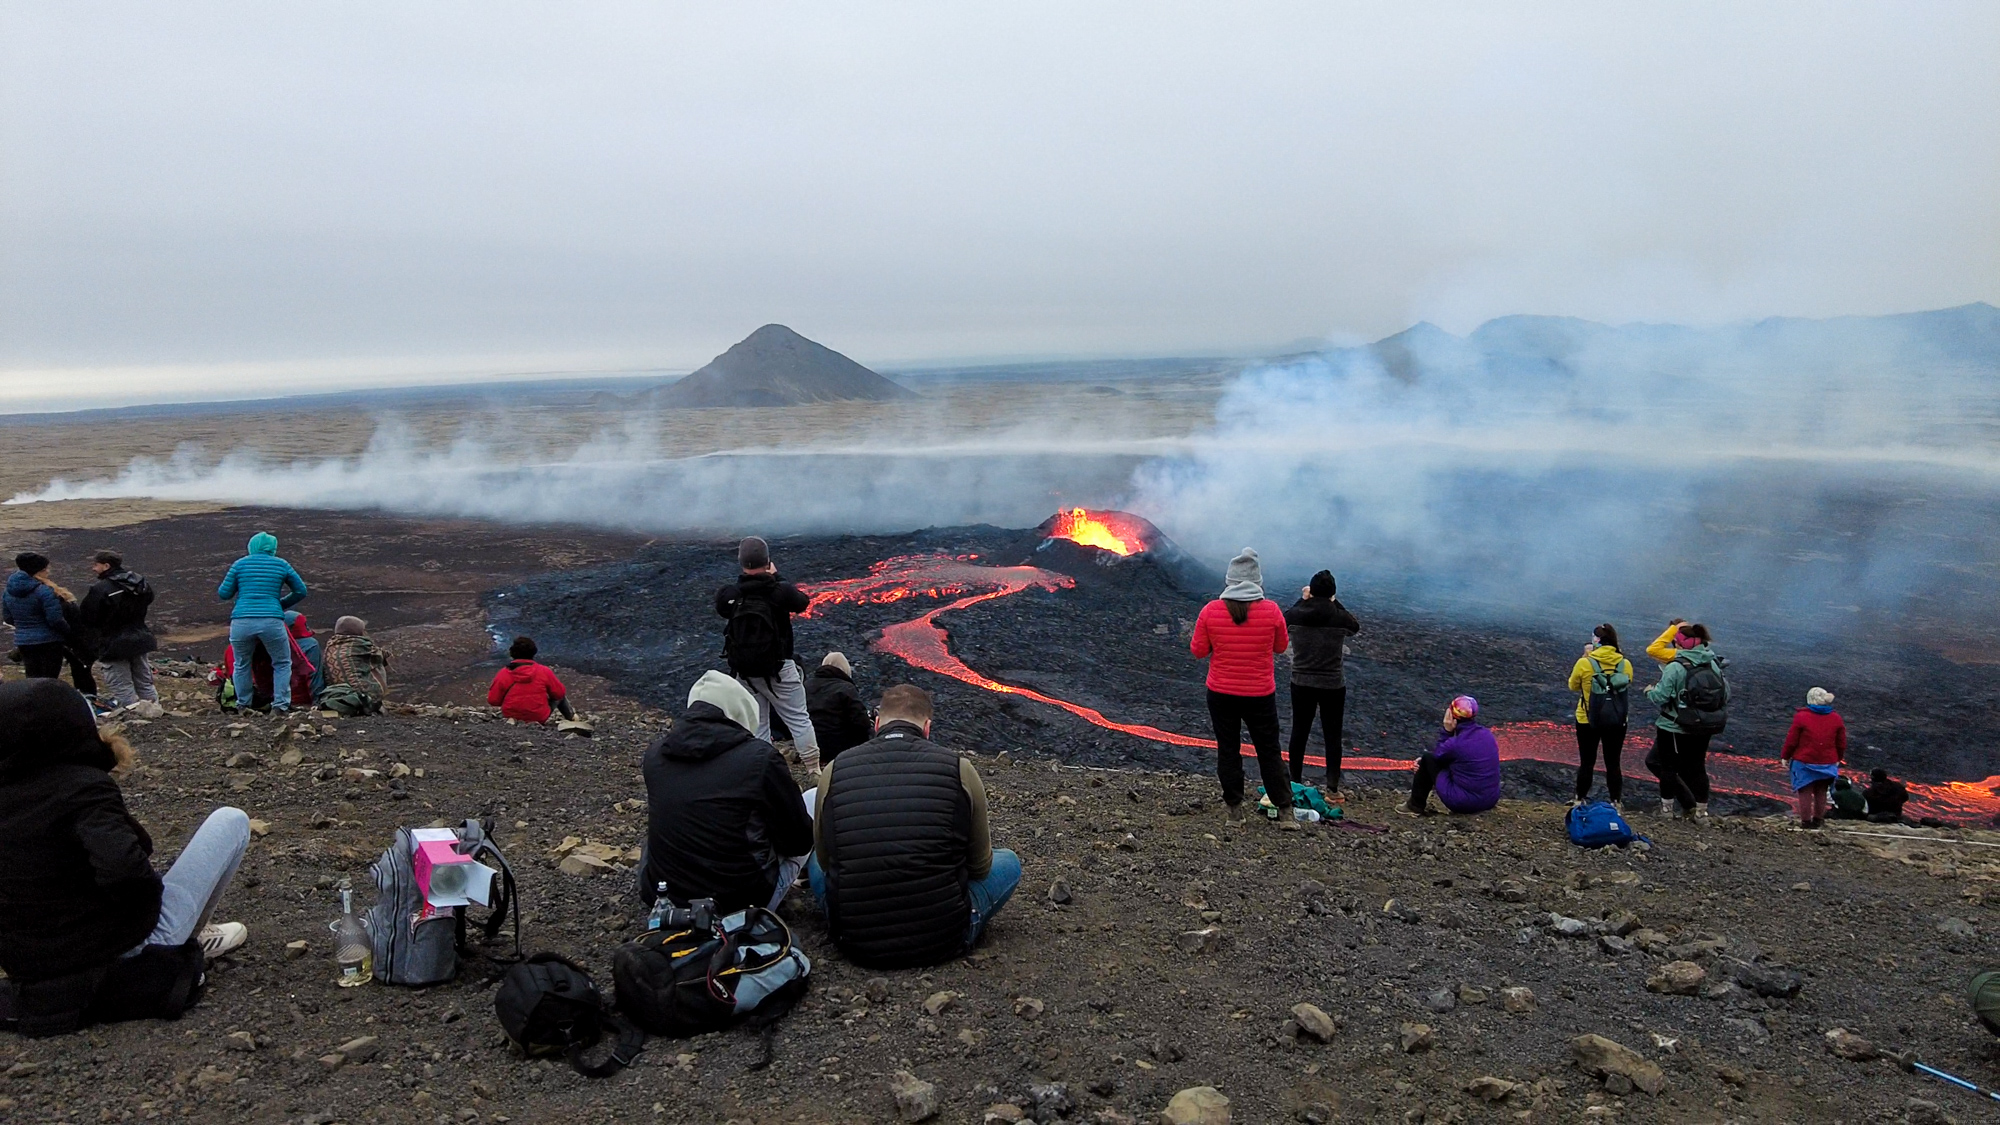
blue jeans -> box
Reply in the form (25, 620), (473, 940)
(127, 807), (250, 954)
(230, 617), (292, 710)
(807, 847), (1022, 950)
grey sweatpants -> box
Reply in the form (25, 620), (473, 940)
(94, 654), (158, 709)
(737, 659), (820, 765)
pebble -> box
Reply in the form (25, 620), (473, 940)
(1824, 1028), (1878, 1061)
(922, 991), (957, 1017)
(1290, 1002), (1337, 1042)
(888, 1071), (940, 1122)
(336, 1035), (380, 1062)
(1424, 988), (1457, 1014)
(1013, 997), (1045, 1020)
(1465, 1075), (1516, 1102)
(1398, 1022), (1434, 1053)
(225, 1031), (257, 1052)
(1456, 984), (1489, 1005)
(1047, 879), (1073, 905)
(284, 940), (310, 960)
(1571, 1033), (1666, 1095)
(1938, 916), (1977, 939)
(1498, 986), (1536, 1014)
(1177, 926), (1226, 955)
(1161, 1085), (1230, 1125)
(865, 977), (891, 1004)
(1645, 961), (1707, 996)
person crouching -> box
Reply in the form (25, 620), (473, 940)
(1402, 695), (1501, 816)
(808, 685), (1021, 968)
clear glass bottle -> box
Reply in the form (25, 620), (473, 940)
(333, 886), (373, 987)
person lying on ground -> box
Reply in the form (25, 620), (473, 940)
(808, 684), (1020, 968)
(716, 536), (821, 772)
(216, 533), (308, 714)
(79, 550), (159, 716)
(639, 671), (814, 915)
(1284, 569), (1360, 796)
(1828, 776), (1866, 820)
(317, 616), (391, 715)
(1781, 686), (1846, 829)
(1864, 767), (1910, 824)
(1402, 695), (1501, 816)
(1191, 548), (1294, 829)
(486, 636), (575, 723)
(0, 680), (250, 1037)
(806, 651), (872, 764)
(5, 552), (72, 682)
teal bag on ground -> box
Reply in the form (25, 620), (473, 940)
(1258, 782), (1343, 820)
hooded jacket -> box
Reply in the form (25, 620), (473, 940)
(1429, 719), (1502, 814)
(216, 533), (307, 620)
(1566, 645), (1635, 724)
(287, 612), (325, 699)
(321, 633), (391, 700)
(1284, 596), (1360, 690)
(641, 672), (813, 913)
(78, 570), (156, 662)
(223, 627), (317, 709)
(486, 659), (567, 723)
(3, 572), (71, 646)
(1190, 598), (1289, 697)
(1642, 644), (1728, 734)
(805, 663), (873, 762)
(1781, 708), (1847, 766)
(714, 572), (811, 665)
(0, 681), (162, 983)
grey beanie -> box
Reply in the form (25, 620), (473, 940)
(1221, 547), (1264, 600)
(738, 536), (771, 571)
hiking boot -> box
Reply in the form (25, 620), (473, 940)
(1398, 801), (1433, 818)
(1659, 799), (1676, 818)
(1567, 798), (1584, 810)
(1692, 803), (1712, 821)
(1276, 812), (1302, 832)
(198, 922), (249, 958)
(1223, 804), (1250, 826)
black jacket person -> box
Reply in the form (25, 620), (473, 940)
(1284, 570), (1361, 789)
(640, 671), (814, 914)
(805, 652), (873, 763)
(809, 685), (1020, 969)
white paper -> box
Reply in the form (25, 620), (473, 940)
(422, 860), (499, 909)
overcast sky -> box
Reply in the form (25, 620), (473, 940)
(2, 1), (1996, 409)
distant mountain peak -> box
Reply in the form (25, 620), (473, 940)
(656, 325), (916, 408)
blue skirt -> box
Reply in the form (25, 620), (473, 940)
(1788, 759), (1840, 791)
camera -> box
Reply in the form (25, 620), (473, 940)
(661, 897), (716, 933)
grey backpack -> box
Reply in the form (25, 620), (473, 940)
(366, 819), (519, 986)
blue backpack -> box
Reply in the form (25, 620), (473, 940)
(1566, 801), (1639, 848)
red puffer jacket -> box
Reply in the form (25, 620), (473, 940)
(1780, 708), (1847, 766)
(1190, 598), (1289, 697)
(487, 660), (567, 723)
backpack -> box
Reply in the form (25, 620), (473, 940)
(1669, 655), (1728, 733)
(612, 905), (810, 1066)
(494, 953), (645, 1077)
(723, 591), (786, 679)
(316, 682), (380, 717)
(1584, 655), (1630, 728)
(366, 819), (520, 986)
(1566, 800), (1640, 848)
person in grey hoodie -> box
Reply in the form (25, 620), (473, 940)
(1284, 570), (1361, 794)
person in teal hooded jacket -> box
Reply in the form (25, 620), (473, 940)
(1642, 622), (1728, 820)
(216, 533), (308, 713)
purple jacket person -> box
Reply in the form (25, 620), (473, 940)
(1404, 695), (1502, 815)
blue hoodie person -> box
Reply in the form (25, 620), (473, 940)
(216, 533), (308, 712)
(4, 553), (73, 679)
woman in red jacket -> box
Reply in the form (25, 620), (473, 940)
(1191, 548), (1293, 826)
(1781, 686), (1846, 829)
(487, 636), (575, 723)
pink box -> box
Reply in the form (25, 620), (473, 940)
(414, 839), (472, 900)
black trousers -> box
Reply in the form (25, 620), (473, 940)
(1645, 727), (1713, 810)
(1407, 754), (1444, 810)
(1207, 690), (1289, 809)
(1287, 684), (1347, 787)
(19, 642), (66, 679)
(64, 646), (97, 697)
(1574, 721), (1626, 802)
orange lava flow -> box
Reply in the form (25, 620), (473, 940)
(803, 556), (1994, 824)
(1047, 508), (1143, 556)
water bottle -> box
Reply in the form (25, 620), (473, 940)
(647, 882), (671, 931)
(1293, 807), (1322, 823)
(332, 885), (373, 987)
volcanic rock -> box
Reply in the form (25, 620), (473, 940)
(1161, 1086), (1230, 1124)
(1290, 1002), (1337, 1042)
(1825, 1028), (1878, 1061)
(888, 1070), (940, 1122)
(1465, 1075), (1517, 1102)
(1646, 961), (1707, 995)
(654, 324), (916, 408)
(1398, 1022), (1434, 1053)
(1571, 1034), (1665, 1095)
(1498, 986), (1537, 1014)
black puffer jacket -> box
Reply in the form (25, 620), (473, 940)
(0, 680), (162, 984)
(1284, 597), (1361, 690)
(805, 665), (872, 762)
(79, 570), (157, 662)
(640, 702), (814, 914)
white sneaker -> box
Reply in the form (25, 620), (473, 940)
(198, 922), (248, 958)
(1659, 799), (1676, 817)
(1692, 803), (1711, 821)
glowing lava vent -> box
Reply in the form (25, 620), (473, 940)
(1039, 508), (1155, 556)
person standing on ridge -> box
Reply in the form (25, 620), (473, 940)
(1643, 621), (1729, 820)
(5, 553), (73, 682)
(215, 532), (307, 715)
(1191, 548), (1295, 828)
(1780, 686), (1846, 829)
(1566, 624), (1633, 807)
(1284, 569), (1360, 797)
(715, 536), (821, 774)
(79, 550), (159, 716)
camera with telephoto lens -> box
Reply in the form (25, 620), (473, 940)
(661, 897), (716, 933)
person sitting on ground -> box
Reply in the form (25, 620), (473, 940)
(1284, 569), (1361, 797)
(716, 536), (822, 773)
(1781, 686), (1846, 829)
(216, 532), (308, 715)
(1403, 695), (1501, 816)
(1828, 776), (1866, 820)
(285, 612), (325, 702)
(0, 680), (250, 1037)
(805, 652), (872, 764)
(640, 671), (814, 915)
(1864, 767), (1910, 824)
(486, 636), (575, 723)
(4, 553), (73, 682)
(79, 551), (159, 716)
(809, 684), (1020, 968)
(317, 616), (391, 715)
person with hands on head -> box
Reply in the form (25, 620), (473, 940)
(1191, 549), (1295, 829)
(1642, 621), (1729, 821)
(1781, 687), (1846, 829)
(1402, 694), (1502, 816)
(1284, 569), (1360, 797)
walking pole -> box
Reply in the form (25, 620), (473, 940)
(1897, 1053), (2000, 1104)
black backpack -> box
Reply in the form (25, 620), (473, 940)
(494, 953), (644, 1077)
(1670, 655), (1728, 733)
(1584, 655), (1630, 728)
(723, 591), (785, 679)
(612, 906), (811, 1068)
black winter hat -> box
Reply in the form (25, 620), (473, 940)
(14, 552), (49, 574)
(1309, 570), (1336, 599)
(0, 679), (116, 776)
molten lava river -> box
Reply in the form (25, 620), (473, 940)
(799, 513), (1994, 825)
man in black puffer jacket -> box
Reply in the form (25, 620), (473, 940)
(805, 652), (873, 764)
(640, 671), (814, 915)
(807, 685), (1021, 969)
(1284, 569), (1362, 793)
(79, 550), (159, 714)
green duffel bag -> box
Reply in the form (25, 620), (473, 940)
(1969, 971), (2000, 1035)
